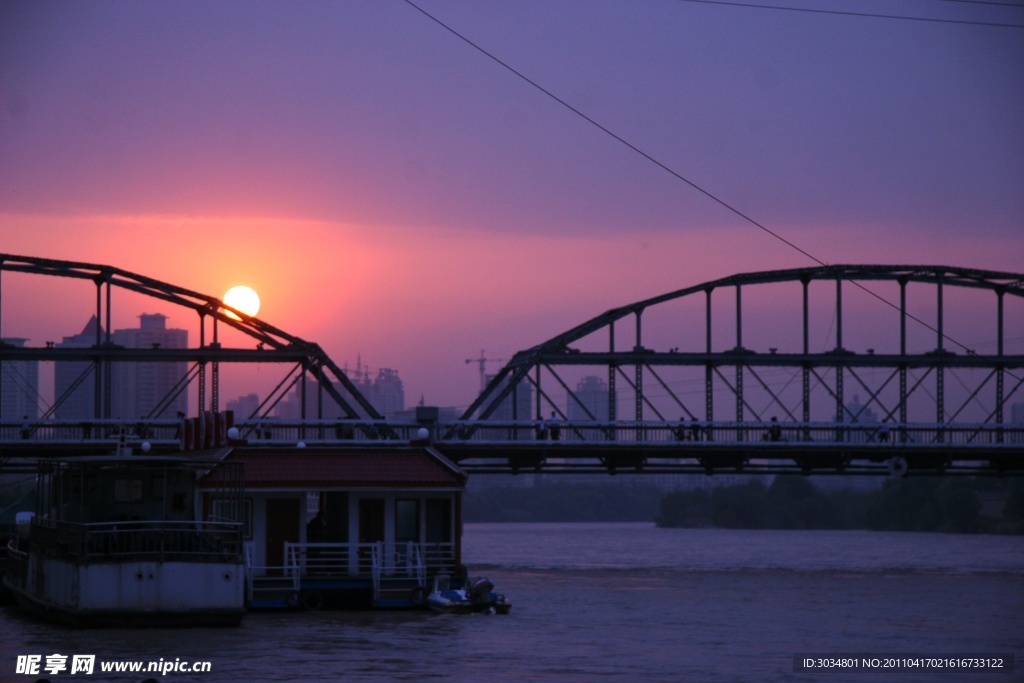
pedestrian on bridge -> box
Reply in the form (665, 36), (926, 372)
(549, 411), (561, 441)
(673, 418), (688, 441)
(536, 415), (548, 441)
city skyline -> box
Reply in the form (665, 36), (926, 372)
(1, 1), (1021, 409)
(3, 308), (413, 420)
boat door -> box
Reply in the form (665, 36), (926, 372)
(358, 498), (385, 571)
(265, 498), (301, 574)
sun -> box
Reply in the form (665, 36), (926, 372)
(223, 285), (261, 320)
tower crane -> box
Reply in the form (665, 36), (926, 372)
(465, 350), (506, 392)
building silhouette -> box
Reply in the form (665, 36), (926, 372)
(568, 375), (613, 421)
(1, 338), (39, 421)
(370, 367), (405, 418)
(54, 314), (188, 420)
(227, 393), (261, 420)
(111, 314), (188, 419)
(275, 363), (405, 419)
(53, 316), (102, 420)
(483, 372), (533, 421)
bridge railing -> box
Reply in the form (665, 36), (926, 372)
(0, 419), (181, 448)
(2, 418), (1021, 448)
(233, 419), (421, 444)
(432, 420), (1024, 447)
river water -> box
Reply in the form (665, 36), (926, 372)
(2, 523), (1022, 682)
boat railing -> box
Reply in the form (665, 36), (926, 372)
(243, 542), (300, 604)
(370, 543), (382, 601)
(241, 540), (455, 598)
(30, 518), (243, 563)
(407, 542), (426, 587)
(4, 538), (27, 590)
(420, 542), (457, 576)
(285, 542), (352, 577)
(267, 541), (453, 580)
(244, 541), (255, 598)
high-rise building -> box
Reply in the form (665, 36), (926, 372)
(274, 381), (348, 420)
(275, 365), (405, 419)
(54, 314), (188, 421)
(568, 375), (613, 421)
(227, 393), (261, 420)
(371, 368), (404, 418)
(110, 314), (188, 419)
(484, 373), (533, 421)
(54, 316), (102, 420)
(1, 338), (40, 421)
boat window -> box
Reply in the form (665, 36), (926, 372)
(114, 479), (144, 503)
(425, 498), (452, 543)
(395, 499), (419, 543)
(211, 497), (253, 539)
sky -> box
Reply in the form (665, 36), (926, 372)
(1, 0), (1022, 411)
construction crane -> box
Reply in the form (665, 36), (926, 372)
(465, 350), (506, 392)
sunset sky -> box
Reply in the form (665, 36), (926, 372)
(1, 0), (1022, 411)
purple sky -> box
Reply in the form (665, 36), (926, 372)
(1, 0), (1022, 409)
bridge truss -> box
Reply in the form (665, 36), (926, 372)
(2, 260), (1022, 476)
(453, 265), (1024, 475)
(0, 253), (382, 430)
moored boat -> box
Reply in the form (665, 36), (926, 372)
(426, 573), (511, 615)
(2, 454), (247, 627)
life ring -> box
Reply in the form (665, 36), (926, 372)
(302, 590), (324, 610)
(410, 586), (426, 606)
(887, 456), (909, 478)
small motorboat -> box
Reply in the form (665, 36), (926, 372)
(426, 574), (511, 615)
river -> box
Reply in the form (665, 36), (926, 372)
(2, 523), (1022, 682)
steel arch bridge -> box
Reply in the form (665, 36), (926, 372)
(2, 257), (1022, 476)
(0, 253), (383, 430)
(446, 265), (1024, 476)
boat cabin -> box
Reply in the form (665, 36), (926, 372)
(4, 455), (246, 627)
(198, 444), (467, 610)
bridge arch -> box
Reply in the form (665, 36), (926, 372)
(463, 265), (1024, 433)
(0, 253), (381, 423)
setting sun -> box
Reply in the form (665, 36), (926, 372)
(223, 285), (261, 320)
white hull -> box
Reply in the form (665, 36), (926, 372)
(5, 554), (245, 627)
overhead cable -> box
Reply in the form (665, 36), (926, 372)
(672, 0), (1024, 29)
(402, 0), (1020, 362)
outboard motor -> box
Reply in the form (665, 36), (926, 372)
(468, 577), (494, 605)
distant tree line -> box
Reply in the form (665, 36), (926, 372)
(462, 477), (1024, 534)
(655, 477), (1024, 535)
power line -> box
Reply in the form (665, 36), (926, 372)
(931, 0), (1024, 8)
(402, 0), (825, 268)
(672, 0), (1024, 29)
(403, 1), (1020, 365)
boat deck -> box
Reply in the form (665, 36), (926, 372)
(245, 540), (457, 611)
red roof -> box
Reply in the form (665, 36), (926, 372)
(199, 445), (466, 490)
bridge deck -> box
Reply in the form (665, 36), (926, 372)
(1, 419), (1020, 477)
